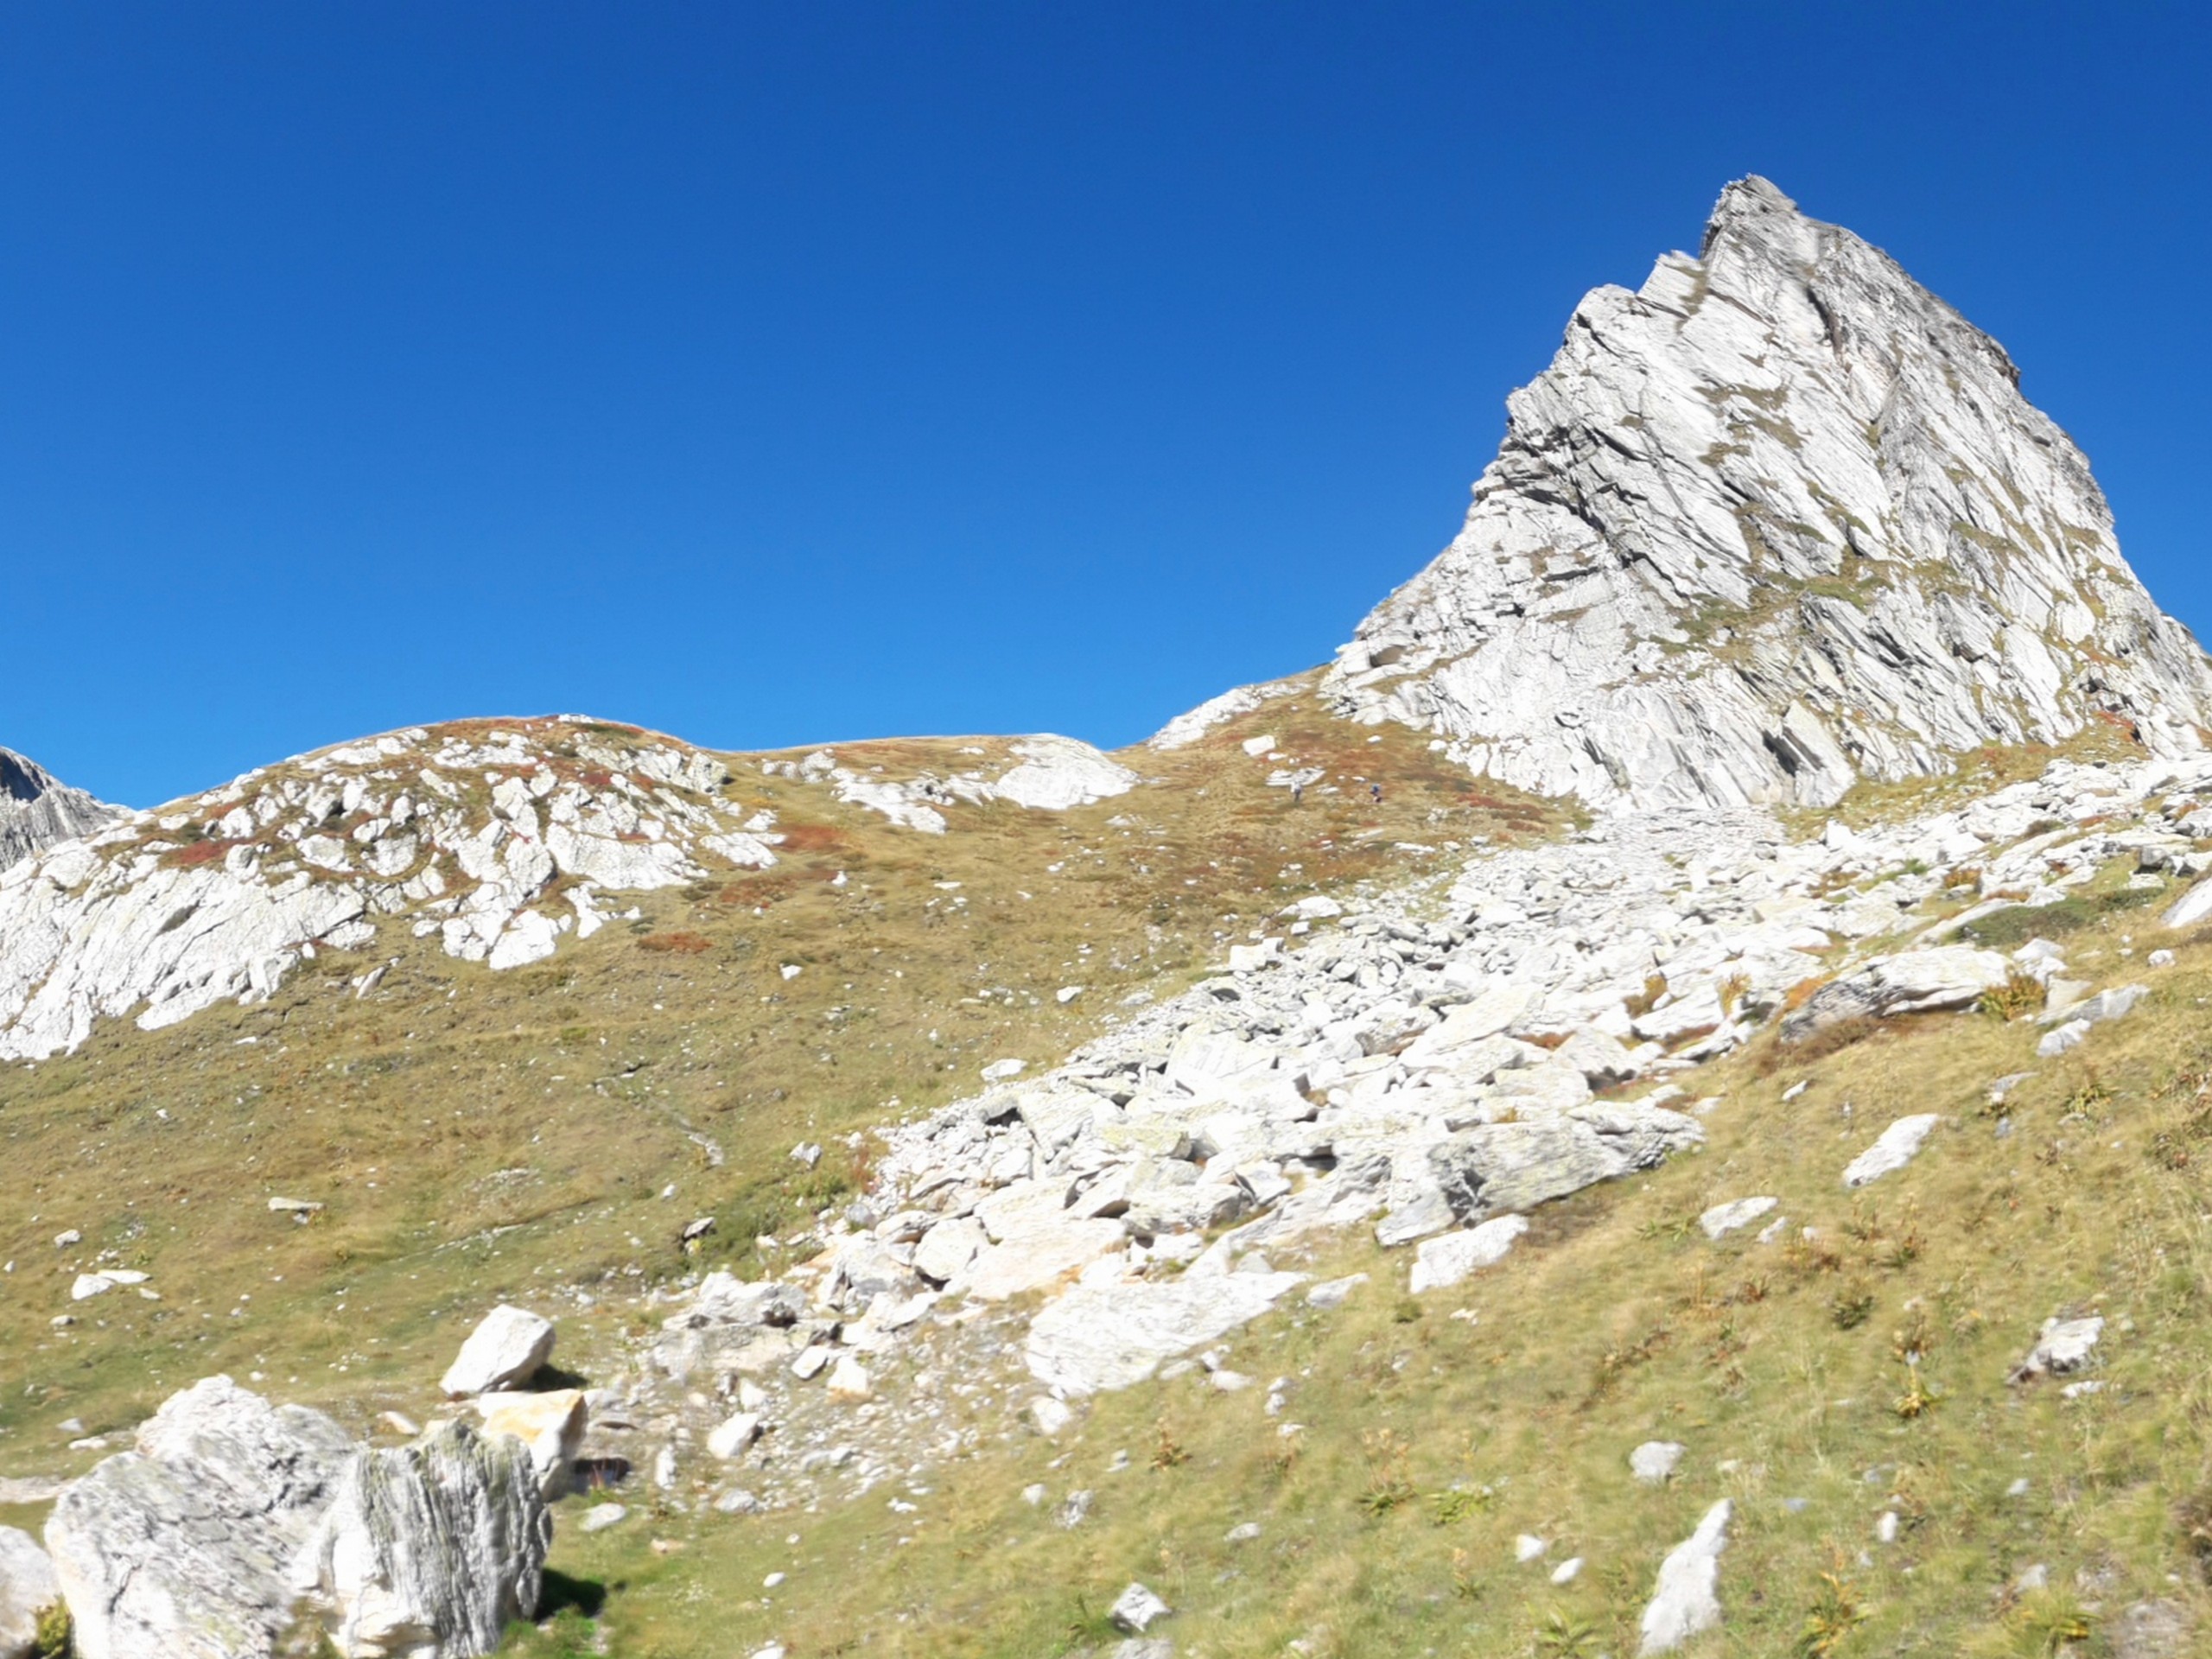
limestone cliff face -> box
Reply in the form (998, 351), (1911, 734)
(1325, 176), (2212, 811)
(0, 746), (116, 871)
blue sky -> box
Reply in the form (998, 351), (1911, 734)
(5, 3), (2209, 806)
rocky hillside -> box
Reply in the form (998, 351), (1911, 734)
(0, 748), (114, 874)
(1321, 176), (2212, 811)
(3, 178), (2212, 1659)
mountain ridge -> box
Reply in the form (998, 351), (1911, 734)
(1316, 175), (2212, 811)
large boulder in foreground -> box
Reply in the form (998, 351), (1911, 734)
(46, 1377), (550, 1659)
(46, 1376), (354, 1659)
(1781, 947), (2010, 1042)
(289, 1421), (550, 1659)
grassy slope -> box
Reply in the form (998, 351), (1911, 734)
(517, 881), (2212, 1659)
(12, 694), (2209, 1656)
(0, 687), (1555, 1488)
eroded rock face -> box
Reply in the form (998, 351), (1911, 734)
(1322, 176), (2212, 811)
(46, 1376), (354, 1659)
(0, 747), (115, 874)
(289, 1422), (551, 1659)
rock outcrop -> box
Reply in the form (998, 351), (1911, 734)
(288, 1421), (550, 1659)
(0, 719), (1145, 1061)
(0, 746), (115, 872)
(1318, 177), (2212, 811)
(45, 1378), (550, 1659)
(46, 1376), (355, 1659)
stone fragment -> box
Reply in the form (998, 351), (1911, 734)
(2008, 1315), (2103, 1384)
(1409, 1215), (1529, 1294)
(1428, 1103), (1703, 1220)
(440, 1305), (555, 1398)
(706, 1411), (762, 1460)
(1630, 1440), (1685, 1484)
(1782, 948), (2012, 1041)
(1110, 1582), (1172, 1633)
(577, 1503), (627, 1535)
(1698, 1197), (1777, 1239)
(1026, 1273), (1303, 1395)
(473, 1389), (587, 1497)
(1841, 1115), (1940, 1187)
(1637, 1498), (1730, 1654)
(1304, 1274), (1368, 1309)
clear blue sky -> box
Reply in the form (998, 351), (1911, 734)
(5, 3), (2209, 806)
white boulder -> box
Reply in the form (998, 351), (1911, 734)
(440, 1306), (555, 1398)
(1841, 1115), (1941, 1188)
(1409, 1215), (1529, 1294)
(1638, 1498), (1731, 1654)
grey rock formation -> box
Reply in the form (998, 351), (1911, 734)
(1428, 1102), (1704, 1218)
(46, 1376), (355, 1659)
(0, 747), (114, 873)
(1782, 944), (2011, 1040)
(1322, 177), (2212, 811)
(288, 1421), (550, 1659)
(0, 1525), (60, 1659)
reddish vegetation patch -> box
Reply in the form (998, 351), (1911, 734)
(162, 839), (249, 869)
(1782, 976), (1828, 1013)
(638, 931), (715, 956)
(772, 823), (849, 856)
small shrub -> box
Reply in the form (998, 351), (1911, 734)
(1357, 1474), (1414, 1516)
(1148, 1422), (1188, 1470)
(1430, 1486), (1492, 1525)
(1796, 1546), (1866, 1657)
(1892, 1360), (1940, 1420)
(32, 1603), (71, 1659)
(1830, 1287), (1876, 1330)
(1978, 971), (2045, 1020)
(1533, 1610), (1602, 1656)
(637, 931), (713, 955)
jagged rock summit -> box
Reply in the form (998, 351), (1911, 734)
(1322, 176), (2212, 811)
(0, 745), (115, 871)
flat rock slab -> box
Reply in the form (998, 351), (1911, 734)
(1638, 1498), (1731, 1654)
(1842, 1115), (1941, 1188)
(1699, 1197), (1777, 1239)
(1409, 1215), (1529, 1294)
(1026, 1272), (1303, 1395)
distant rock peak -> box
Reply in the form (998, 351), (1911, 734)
(1320, 175), (2212, 811)
(0, 745), (116, 872)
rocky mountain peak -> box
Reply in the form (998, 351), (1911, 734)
(0, 745), (117, 872)
(1324, 176), (2212, 811)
